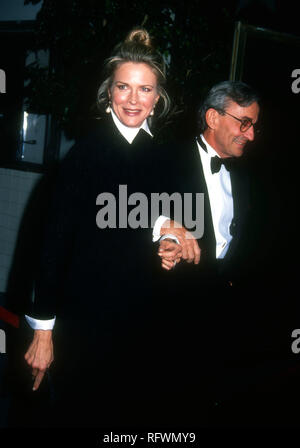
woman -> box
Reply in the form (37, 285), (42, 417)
(23, 27), (182, 427)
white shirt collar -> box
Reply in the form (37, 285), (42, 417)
(200, 134), (220, 158)
(111, 109), (153, 144)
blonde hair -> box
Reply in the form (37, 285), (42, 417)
(125, 28), (152, 46)
(97, 28), (170, 121)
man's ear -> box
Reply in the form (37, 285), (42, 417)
(206, 108), (219, 130)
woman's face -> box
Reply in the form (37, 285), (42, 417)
(109, 62), (160, 128)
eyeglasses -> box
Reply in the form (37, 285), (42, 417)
(221, 110), (260, 133)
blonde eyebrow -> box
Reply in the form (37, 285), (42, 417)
(114, 81), (154, 88)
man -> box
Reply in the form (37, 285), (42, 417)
(159, 80), (260, 269)
(156, 81), (263, 426)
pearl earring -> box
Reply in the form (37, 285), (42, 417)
(106, 102), (111, 114)
(150, 102), (158, 116)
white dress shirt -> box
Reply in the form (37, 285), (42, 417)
(197, 134), (234, 259)
(25, 111), (165, 330)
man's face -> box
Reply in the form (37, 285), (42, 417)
(212, 100), (260, 158)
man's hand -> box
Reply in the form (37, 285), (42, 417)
(158, 239), (182, 270)
(24, 329), (54, 391)
(160, 219), (201, 265)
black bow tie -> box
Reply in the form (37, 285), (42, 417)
(210, 156), (234, 174)
(196, 135), (235, 174)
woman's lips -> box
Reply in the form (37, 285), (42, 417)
(123, 108), (141, 116)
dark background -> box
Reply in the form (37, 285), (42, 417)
(19, 0), (300, 139)
(1, 0), (300, 430)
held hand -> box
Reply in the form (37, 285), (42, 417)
(160, 219), (201, 265)
(24, 329), (54, 391)
(158, 239), (182, 271)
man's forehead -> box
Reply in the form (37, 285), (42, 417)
(227, 100), (260, 118)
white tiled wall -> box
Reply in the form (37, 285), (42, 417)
(0, 168), (41, 292)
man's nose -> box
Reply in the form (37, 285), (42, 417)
(244, 124), (255, 141)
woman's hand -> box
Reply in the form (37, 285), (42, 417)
(160, 219), (201, 265)
(24, 329), (54, 391)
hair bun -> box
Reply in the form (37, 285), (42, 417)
(125, 28), (152, 48)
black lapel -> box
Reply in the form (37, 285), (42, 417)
(188, 140), (216, 260)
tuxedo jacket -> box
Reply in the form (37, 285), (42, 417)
(163, 135), (254, 279)
(156, 136), (258, 374)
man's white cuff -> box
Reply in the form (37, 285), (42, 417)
(25, 315), (56, 330)
(152, 215), (170, 242)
